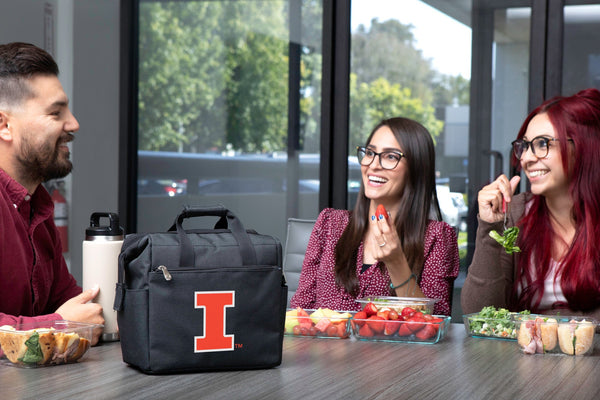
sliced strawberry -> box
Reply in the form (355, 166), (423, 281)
(366, 315), (386, 334)
(353, 311), (367, 327)
(397, 323), (412, 336)
(377, 310), (390, 320)
(429, 317), (444, 332)
(415, 324), (437, 340)
(406, 316), (426, 333)
(401, 307), (415, 319)
(358, 323), (374, 337)
(363, 302), (379, 316)
(383, 320), (399, 335)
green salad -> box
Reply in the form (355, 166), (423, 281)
(466, 306), (530, 339)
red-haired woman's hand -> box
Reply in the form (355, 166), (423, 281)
(478, 175), (520, 224)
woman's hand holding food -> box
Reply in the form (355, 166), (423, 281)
(371, 204), (404, 264)
(371, 204), (423, 297)
(478, 175), (521, 224)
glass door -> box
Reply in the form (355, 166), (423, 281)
(135, 0), (323, 243)
(562, 2), (600, 94)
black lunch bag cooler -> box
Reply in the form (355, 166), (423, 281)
(114, 205), (287, 374)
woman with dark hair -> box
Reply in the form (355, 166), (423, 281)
(462, 88), (600, 319)
(290, 117), (460, 315)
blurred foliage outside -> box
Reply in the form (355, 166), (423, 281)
(138, 1), (470, 154)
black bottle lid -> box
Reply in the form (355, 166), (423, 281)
(85, 212), (124, 240)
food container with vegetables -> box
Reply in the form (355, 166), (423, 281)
(515, 315), (598, 355)
(0, 320), (97, 368)
(463, 306), (531, 340)
(284, 307), (352, 339)
(351, 301), (450, 344)
(356, 296), (438, 315)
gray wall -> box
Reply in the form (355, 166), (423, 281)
(0, 0), (120, 284)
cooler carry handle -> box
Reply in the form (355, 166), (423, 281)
(171, 205), (258, 267)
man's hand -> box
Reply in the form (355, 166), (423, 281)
(55, 285), (104, 345)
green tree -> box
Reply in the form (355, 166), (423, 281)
(139, 1), (293, 153)
(350, 75), (443, 147)
(139, 2), (227, 151)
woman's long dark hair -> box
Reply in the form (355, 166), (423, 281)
(334, 117), (441, 296)
(512, 88), (600, 312)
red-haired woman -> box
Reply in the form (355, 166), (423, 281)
(462, 88), (600, 320)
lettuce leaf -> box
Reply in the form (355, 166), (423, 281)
(19, 331), (43, 364)
(489, 226), (521, 254)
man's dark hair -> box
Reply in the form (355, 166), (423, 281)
(0, 42), (59, 107)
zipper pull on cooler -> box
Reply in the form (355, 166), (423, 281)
(157, 265), (172, 281)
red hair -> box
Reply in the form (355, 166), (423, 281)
(512, 88), (600, 312)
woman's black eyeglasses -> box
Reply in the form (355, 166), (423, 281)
(511, 136), (573, 160)
(356, 146), (405, 170)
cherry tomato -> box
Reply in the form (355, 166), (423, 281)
(326, 325), (339, 337)
(292, 325), (301, 335)
(388, 310), (399, 320)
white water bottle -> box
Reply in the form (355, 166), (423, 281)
(82, 212), (124, 341)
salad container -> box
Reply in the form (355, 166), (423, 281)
(284, 307), (352, 339)
(0, 320), (97, 368)
(463, 306), (532, 340)
(514, 315), (598, 356)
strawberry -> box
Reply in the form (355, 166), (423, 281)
(406, 315), (426, 333)
(383, 320), (399, 335)
(376, 204), (389, 220)
(376, 310), (390, 320)
(358, 323), (374, 337)
(353, 311), (368, 327)
(429, 317), (444, 333)
(366, 315), (386, 334)
(363, 302), (379, 316)
(397, 323), (412, 336)
(415, 324), (437, 340)
(388, 309), (399, 320)
(401, 307), (415, 319)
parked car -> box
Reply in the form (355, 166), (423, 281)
(437, 185), (467, 232)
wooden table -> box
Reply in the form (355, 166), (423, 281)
(1, 324), (600, 400)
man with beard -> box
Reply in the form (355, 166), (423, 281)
(0, 42), (103, 344)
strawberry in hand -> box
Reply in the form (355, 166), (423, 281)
(376, 204), (389, 221)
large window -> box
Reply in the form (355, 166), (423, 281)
(349, 0), (472, 259)
(136, 0), (323, 242)
(562, 4), (600, 94)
